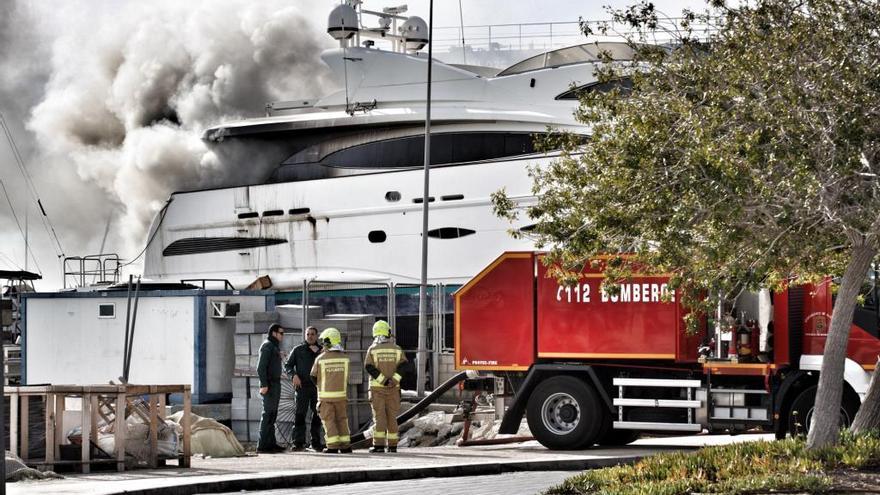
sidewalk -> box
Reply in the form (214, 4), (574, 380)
(7, 434), (774, 495)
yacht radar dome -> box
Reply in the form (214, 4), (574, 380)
(328, 3), (359, 40)
(399, 16), (428, 52)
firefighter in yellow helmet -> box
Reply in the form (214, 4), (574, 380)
(364, 320), (407, 453)
(310, 327), (352, 453)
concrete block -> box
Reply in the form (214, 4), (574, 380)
(231, 420), (249, 442)
(234, 354), (251, 370)
(231, 401), (248, 420)
(232, 377), (250, 399)
(249, 334), (265, 352)
(234, 334), (250, 355)
(235, 311), (278, 334)
(248, 398), (263, 419)
(276, 305), (324, 329)
(248, 421), (261, 442)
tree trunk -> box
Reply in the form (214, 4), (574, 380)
(807, 244), (877, 450)
(851, 358), (880, 433)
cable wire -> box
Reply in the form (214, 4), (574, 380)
(0, 178), (42, 275)
(118, 198), (172, 269)
(0, 111), (66, 258)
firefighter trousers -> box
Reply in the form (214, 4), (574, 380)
(317, 399), (350, 449)
(370, 386), (401, 447)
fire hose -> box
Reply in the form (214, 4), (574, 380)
(349, 369), (478, 445)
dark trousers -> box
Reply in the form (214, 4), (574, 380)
(293, 385), (324, 448)
(258, 381), (281, 450)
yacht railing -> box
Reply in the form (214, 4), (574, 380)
(431, 18), (719, 66)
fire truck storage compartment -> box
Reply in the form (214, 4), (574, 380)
(455, 252), (703, 369)
(455, 252), (535, 371)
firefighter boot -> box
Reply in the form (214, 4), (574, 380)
(369, 446), (385, 453)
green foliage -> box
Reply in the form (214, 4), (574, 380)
(544, 432), (880, 495)
(493, 0), (880, 330)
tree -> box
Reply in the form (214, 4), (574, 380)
(494, 0), (880, 448)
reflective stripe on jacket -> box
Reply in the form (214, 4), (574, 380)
(364, 341), (406, 388)
(310, 350), (349, 400)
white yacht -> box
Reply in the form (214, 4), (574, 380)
(142, 4), (635, 290)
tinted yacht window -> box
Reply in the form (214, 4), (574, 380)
(319, 132), (540, 169)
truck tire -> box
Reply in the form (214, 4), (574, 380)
(597, 415), (640, 446)
(786, 385), (859, 437)
(526, 375), (604, 450)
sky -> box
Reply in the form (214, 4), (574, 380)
(0, 0), (710, 290)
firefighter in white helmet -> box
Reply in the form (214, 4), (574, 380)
(364, 320), (407, 453)
(310, 327), (352, 453)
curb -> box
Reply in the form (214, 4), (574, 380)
(113, 455), (649, 495)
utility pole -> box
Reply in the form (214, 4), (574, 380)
(416, 0), (434, 397)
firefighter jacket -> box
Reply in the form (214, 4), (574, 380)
(310, 350), (350, 401)
(284, 341), (321, 387)
(364, 340), (407, 389)
(257, 335), (283, 388)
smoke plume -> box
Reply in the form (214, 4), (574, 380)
(0, 0), (334, 286)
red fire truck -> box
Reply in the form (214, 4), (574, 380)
(454, 252), (880, 449)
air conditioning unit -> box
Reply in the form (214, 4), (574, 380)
(210, 301), (241, 319)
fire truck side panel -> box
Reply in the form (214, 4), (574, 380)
(454, 252), (535, 371)
(773, 290), (792, 366)
(535, 262), (682, 360)
(800, 281), (880, 368)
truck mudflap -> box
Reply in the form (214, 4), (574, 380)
(498, 364), (613, 434)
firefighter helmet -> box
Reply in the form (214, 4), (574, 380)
(372, 320), (391, 338)
(319, 327), (342, 347)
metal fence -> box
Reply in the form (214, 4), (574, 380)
(275, 281), (458, 390)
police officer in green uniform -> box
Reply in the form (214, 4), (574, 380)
(257, 323), (285, 453)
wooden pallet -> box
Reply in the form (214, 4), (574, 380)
(4, 384), (192, 473)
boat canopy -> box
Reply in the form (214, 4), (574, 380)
(497, 42), (637, 77)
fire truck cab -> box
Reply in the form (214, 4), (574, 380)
(454, 252), (880, 450)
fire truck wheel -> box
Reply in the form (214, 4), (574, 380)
(786, 385), (859, 437)
(596, 416), (640, 446)
(526, 375), (604, 450)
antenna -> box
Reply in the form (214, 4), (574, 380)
(458, 0), (466, 65)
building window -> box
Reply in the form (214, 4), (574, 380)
(98, 303), (116, 319)
(368, 230), (387, 243)
(426, 227), (476, 239)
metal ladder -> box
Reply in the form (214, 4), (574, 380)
(613, 378), (703, 432)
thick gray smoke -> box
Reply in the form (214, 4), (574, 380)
(0, 0), (334, 285)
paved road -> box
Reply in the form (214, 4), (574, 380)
(223, 471), (576, 495)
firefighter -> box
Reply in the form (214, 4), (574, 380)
(310, 327), (351, 453)
(364, 320), (407, 453)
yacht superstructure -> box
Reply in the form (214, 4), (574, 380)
(142, 4), (636, 289)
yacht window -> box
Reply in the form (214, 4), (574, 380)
(237, 212), (258, 219)
(497, 42), (638, 76)
(413, 197), (435, 204)
(98, 303), (115, 319)
(519, 224), (537, 232)
(309, 132), (541, 170)
(163, 237), (287, 256)
(262, 210), (284, 217)
(368, 230), (387, 243)
(427, 227), (476, 239)
(289, 207), (311, 215)
(556, 78), (633, 100)
(441, 194), (464, 201)
(385, 191), (402, 202)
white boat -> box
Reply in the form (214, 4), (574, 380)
(142, 4), (635, 290)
